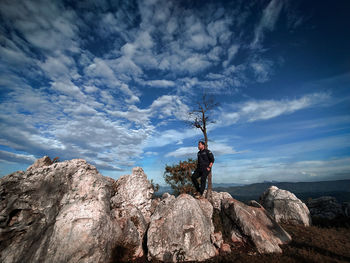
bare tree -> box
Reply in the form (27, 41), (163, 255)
(188, 93), (219, 200)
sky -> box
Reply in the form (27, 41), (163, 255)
(0, 0), (349, 185)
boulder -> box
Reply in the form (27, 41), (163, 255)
(0, 158), (122, 263)
(306, 196), (344, 220)
(112, 204), (148, 261)
(147, 194), (217, 262)
(111, 167), (154, 223)
(222, 198), (292, 253)
(209, 190), (233, 211)
(260, 186), (312, 226)
(248, 200), (262, 208)
(26, 156), (52, 171)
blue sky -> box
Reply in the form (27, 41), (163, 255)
(0, 0), (349, 185)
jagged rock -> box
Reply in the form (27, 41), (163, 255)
(211, 231), (223, 248)
(147, 194), (217, 262)
(26, 156), (52, 171)
(0, 158), (122, 263)
(306, 196), (344, 220)
(112, 204), (148, 261)
(248, 200), (262, 208)
(208, 190), (233, 211)
(220, 243), (231, 254)
(111, 167), (154, 223)
(260, 186), (312, 226)
(222, 198), (292, 253)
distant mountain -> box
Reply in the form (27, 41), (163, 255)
(213, 179), (350, 203)
(156, 183), (244, 195)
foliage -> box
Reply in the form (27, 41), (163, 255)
(150, 179), (160, 193)
(163, 159), (197, 196)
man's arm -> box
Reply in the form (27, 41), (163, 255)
(207, 150), (214, 170)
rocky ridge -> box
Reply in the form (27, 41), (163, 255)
(0, 157), (312, 263)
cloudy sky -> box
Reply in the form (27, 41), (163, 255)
(1, 0), (349, 185)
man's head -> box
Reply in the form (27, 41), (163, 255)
(198, 141), (205, 150)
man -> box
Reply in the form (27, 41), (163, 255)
(191, 141), (214, 198)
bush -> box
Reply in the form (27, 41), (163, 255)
(164, 159), (197, 196)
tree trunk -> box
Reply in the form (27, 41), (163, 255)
(206, 171), (212, 201)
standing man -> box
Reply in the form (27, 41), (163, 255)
(191, 141), (215, 198)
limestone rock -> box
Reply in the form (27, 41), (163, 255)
(222, 198), (291, 253)
(220, 243), (231, 254)
(248, 200), (262, 208)
(26, 156), (52, 171)
(306, 196), (344, 220)
(0, 158), (122, 263)
(147, 194), (217, 262)
(112, 204), (148, 261)
(209, 191), (233, 211)
(260, 186), (312, 226)
(111, 167), (154, 223)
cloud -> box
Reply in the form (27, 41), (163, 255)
(218, 92), (331, 126)
(0, 150), (36, 165)
(166, 141), (241, 158)
(145, 80), (176, 88)
(251, 0), (284, 48)
(213, 156), (350, 184)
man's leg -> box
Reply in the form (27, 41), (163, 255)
(191, 169), (201, 193)
(199, 169), (209, 195)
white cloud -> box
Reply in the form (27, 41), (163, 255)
(251, 0), (284, 48)
(217, 92), (331, 126)
(145, 80), (176, 88)
(166, 141), (240, 158)
(213, 156), (350, 184)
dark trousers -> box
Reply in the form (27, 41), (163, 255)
(191, 168), (209, 195)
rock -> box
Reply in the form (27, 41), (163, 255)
(209, 191), (233, 211)
(220, 243), (231, 254)
(147, 194), (217, 262)
(248, 200), (262, 208)
(111, 167), (154, 223)
(306, 196), (344, 220)
(260, 186), (312, 226)
(222, 198), (292, 253)
(112, 204), (148, 261)
(26, 156), (52, 171)
(0, 158), (122, 263)
(211, 231), (223, 248)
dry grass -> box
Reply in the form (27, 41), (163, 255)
(204, 219), (350, 263)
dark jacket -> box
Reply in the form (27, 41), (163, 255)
(197, 149), (215, 169)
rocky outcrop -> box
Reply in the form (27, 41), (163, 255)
(260, 186), (311, 226)
(111, 167), (154, 223)
(0, 158), (121, 263)
(147, 194), (217, 262)
(207, 190), (233, 211)
(306, 196), (344, 220)
(1, 157), (301, 263)
(221, 198), (292, 253)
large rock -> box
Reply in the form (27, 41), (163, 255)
(306, 196), (344, 220)
(221, 198), (292, 253)
(112, 204), (148, 261)
(207, 190), (233, 211)
(0, 158), (122, 263)
(111, 167), (154, 223)
(260, 186), (312, 226)
(147, 194), (217, 262)
(26, 156), (53, 171)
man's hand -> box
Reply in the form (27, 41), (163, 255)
(207, 167), (211, 171)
